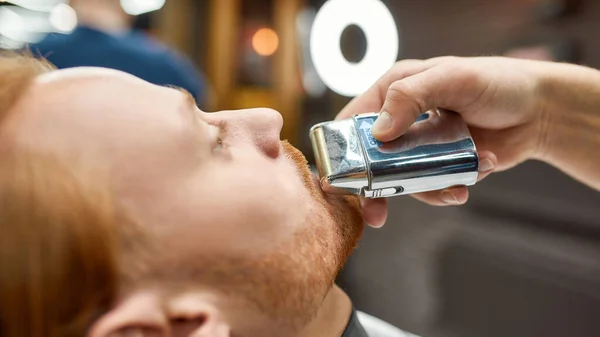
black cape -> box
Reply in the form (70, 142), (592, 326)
(341, 308), (369, 337)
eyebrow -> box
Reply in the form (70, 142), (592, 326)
(170, 87), (199, 123)
(169, 87), (212, 148)
(174, 87), (198, 110)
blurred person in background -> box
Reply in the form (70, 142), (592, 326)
(28, 0), (206, 106)
(0, 53), (411, 337)
(339, 56), (600, 227)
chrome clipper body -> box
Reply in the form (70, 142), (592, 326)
(309, 111), (479, 198)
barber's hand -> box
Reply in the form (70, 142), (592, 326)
(338, 56), (551, 216)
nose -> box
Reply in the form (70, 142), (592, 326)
(210, 108), (284, 159)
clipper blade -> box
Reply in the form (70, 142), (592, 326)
(309, 118), (369, 195)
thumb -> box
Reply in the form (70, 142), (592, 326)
(371, 67), (448, 142)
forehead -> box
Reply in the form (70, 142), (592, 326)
(7, 67), (192, 142)
(32, 67), (185, 114)
(4, 67), (202, 184)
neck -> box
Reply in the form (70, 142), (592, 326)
(73, 4), (131, 33)
(297, 285), (353, 337)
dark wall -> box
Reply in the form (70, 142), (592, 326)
(385, 0), (597, 65)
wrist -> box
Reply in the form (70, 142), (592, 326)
(531, 62), (600, 164)
(530, 65), (557, 163)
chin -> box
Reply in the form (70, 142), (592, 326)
(328, 194), (364, 266)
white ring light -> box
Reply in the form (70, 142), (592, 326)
(310, 0), (399, 97)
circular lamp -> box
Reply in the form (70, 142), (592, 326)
(310, 0), (399, 97)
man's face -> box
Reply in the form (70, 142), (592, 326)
(6, 68), (363, 331)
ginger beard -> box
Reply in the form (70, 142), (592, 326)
(224, 141), (364, 334)
(281, 140), (364, 267)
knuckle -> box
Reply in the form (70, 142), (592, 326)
(386, 80), (427, 116)
(387, 80), (413, 99)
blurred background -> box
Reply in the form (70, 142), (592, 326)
(2, 0), (600, 336)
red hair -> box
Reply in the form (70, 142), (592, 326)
(0, 52), (122, 337)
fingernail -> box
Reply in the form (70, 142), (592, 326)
(479, 158), (495, 172)
(372, 111), (392, 134)
(441, 190), (460, 204)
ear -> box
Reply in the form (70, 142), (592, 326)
(87, 291), (169, 337)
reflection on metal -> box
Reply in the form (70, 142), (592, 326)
(309, 0), (399, 97)
(310, 111), (479, 198)
(310, 117), (369, 195)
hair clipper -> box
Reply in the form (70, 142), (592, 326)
(309, 110), (479, 198)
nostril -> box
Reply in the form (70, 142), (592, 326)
(265, 141), (281, 160)
(253, 131), (282, 160)
(211, 108), (283, 159)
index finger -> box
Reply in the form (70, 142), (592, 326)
(335, 57), (452, 121)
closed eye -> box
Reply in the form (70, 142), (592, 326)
(209, 123), (230, 157)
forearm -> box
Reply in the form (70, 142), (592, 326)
(536, 62), (600, 191)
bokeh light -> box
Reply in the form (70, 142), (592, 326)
(49, 3), (77, 33)
(251, 27), (279, 57)
(121, 0), (165, 16)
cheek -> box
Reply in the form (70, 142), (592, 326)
(224, 147), (310, 202)
(187, 157), (312, 254)
(190, 194), (302, 256)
